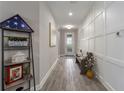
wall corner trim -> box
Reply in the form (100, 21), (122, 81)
(31, 58), (58, 91)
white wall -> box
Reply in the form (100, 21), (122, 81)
(78, 1), (124, 91)
(39, 2), (58, 85)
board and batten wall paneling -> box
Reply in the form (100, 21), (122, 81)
(106, 2), (124, 34)
(95, 36), (105, 55)
(94, 13), (105, 36)
(78, 1), (124, 90)
(89, 39), (94, 52)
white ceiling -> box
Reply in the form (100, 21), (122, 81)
(46, 1), (93, 29)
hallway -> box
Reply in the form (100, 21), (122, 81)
(1, 1), (124, 91)
(41, 57), (106, 91)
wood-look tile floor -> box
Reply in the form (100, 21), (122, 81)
(41, 57), (107, 91)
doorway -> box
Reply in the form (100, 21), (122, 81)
(65, 32), (74, 56)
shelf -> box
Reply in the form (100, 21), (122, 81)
(4, 36), (29, 38)
(1, 14), (35, 91)
(4, 75), (33, 90)
(4, 46), (29, 50)
(4, 60), (31, 66)
(2, 27), (33, 33)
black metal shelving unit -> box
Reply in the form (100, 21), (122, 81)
(0, 14), (36, 91)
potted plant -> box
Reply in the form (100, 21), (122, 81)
(85, 52), (96, 79)
(80, 57), (88, 75)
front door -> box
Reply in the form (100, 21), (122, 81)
(65, 32), (74, 56)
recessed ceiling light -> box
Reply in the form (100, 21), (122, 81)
(69, 12), (73, 16)
(64, 25), (74, 29)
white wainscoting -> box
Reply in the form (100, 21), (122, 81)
(78, 1), (124, 90)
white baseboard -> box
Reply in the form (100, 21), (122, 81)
(96, 73), (115, 91)
(32, 58), (58, 91)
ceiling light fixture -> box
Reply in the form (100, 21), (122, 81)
(69, 12), (73, 16)
(64, 25), (74, 29)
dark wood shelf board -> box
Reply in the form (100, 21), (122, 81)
(4, 76), (33, 90)
(4, 60), (31, 66)
(1, 28), (33, 33)
(4, 46), (29, 50)
(4, 36), (29, 39)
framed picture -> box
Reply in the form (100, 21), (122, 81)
(49, 22), (56, 47)
(5, 64), (23, 85)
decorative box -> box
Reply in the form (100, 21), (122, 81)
(5, 64), (23, 85)
(12, 52), (27, 63)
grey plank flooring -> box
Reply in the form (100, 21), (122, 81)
(41, 57), (107, 91)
